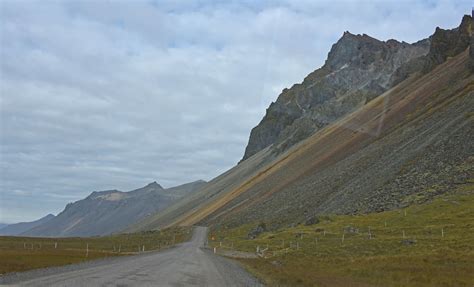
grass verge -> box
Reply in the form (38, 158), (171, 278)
(209, 188), (474, 286)
(0, 226), (191, 275)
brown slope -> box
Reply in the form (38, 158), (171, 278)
(172, 49), (473, 228)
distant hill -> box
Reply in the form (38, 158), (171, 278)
(22, 180), (206, 237)
(134, 14), (473, 231)
(0, 214), (55, 236)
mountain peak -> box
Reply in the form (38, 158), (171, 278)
(325, 31), (385, 70)
(145, 181), (163, 189)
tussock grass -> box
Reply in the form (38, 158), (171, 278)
(210, 187), (474, 286)
(0, 226), (191, 275)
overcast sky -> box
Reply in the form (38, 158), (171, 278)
(0, 0), (470, 223)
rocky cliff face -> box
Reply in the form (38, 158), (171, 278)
(242, 15), (473, 162)
(242, 32), (430, 161)
(469, 11), (474, 70)
(23, 180), (206, 237)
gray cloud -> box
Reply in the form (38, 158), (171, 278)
(0, 0), (470, 223)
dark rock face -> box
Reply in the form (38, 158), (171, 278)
(423, 15), (472, 72)
(242, 31), (430, 161)
(304, 215), (320, 226)
(469, 11), (474, 70)
(22, 180), (206, 237)
(394, 14), (473, 84)
(247, 223), (266, 239)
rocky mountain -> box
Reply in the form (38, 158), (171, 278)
(23, 180), (206, 237)
(0, 214), (55, 236)
(241, 31), (430, 161)
(134, 14), (473, 231)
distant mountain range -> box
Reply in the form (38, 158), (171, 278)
(0, 214), (55, 236)
(17, 180), (205, 237)
(132, 14), (473, 231)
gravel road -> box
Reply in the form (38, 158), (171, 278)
(0, 226), (263, 287)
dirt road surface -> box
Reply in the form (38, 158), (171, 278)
(1, 226), (262, 287)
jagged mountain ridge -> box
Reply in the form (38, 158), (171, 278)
(242, 31), (430, 161)
(132, 14), (473, 231)
(22, 180), (206, 237)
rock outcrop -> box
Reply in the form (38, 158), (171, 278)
(242, 31), (430, 161)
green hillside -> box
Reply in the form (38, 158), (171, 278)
(209, 183), (474, 286)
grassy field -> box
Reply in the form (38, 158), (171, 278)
(209, 187), (474, 286)
(0, 227), (191, 275)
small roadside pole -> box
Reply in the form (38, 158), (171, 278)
(402, 230), (406, 239)
(55, 242), (57, 249)
(213, 247), (217, 254)
(341, 233), (345, 244)
(404, 210), (407, 217)
(142, 245), (145, 252)
(118, 245), (121, 253)
(368, 227), (372, 240)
